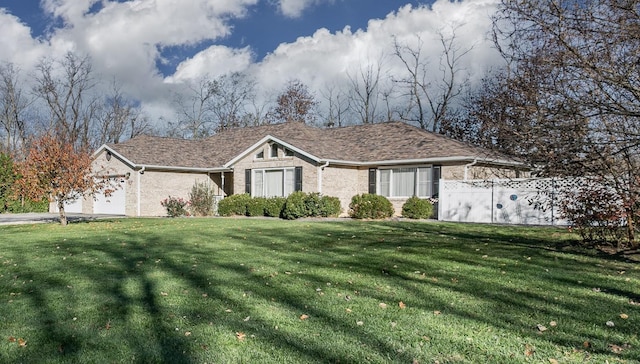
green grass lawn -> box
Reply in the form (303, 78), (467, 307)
(1, 218), (638, 363)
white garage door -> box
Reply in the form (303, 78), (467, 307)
(94, 183), (126, 215)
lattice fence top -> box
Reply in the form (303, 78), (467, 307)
(441, 177), (584, 191)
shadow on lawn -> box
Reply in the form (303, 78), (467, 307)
(3, 219), (639, 362)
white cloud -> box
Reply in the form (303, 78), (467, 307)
(167, 46), (255, 83)
(0, 10), (47, 68)
(277, 0), (329, 18)
(253, 0), (502, 97)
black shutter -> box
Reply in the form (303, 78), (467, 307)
(432, 165), (441, 197)
(294, 167), (303, 191)
(245, 169), (251, 195)
(432, 165), (441, 220)
(368, 168), (377, 194)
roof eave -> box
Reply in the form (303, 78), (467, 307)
(322, 156), (527, 168)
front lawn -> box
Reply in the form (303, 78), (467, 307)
(1, 218), (638, 363)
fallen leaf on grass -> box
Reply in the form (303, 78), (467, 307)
(524, 344), (535, 356)
(433, 310), (442, 315)
(184, 331), (191, 336)
(609, 343), (629, 353)
(549, 321), (557, 327)
(583, 341), (591, 348)
(548, 359), (559, 364)
(356, 321), (364, 326)
(299, 314), (309, 320)
(606, 320), (615, 327)
(160, 292), (168, 296)
(8, 336), (15, 343)
(399, 301), (406, 309)
(620, 313), (629, 319)
(536, 324), (547, 332)
(236, 332), (246, 341)
(379, 302), (387, 309)
(17, 338), (26, 347)
(105, 321), (111, 330)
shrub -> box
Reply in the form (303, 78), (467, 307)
(247, 197), (267, 217)
(217, 194), (251, 216)
(6, 197), (49, 213)
(319, 195), (342, 217)
(189, 181), (216, 216)
(349, 193), (394, 219)
(264, 197), (286, 217)
(161, 196), (189, 217)
(402, 196), (434, 219)
(304, 192), (323, 217)
(282, 191), (308, 220)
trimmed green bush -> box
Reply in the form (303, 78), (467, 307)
(264, 197), (286, 217)
(218, 194), (251, 216)
(247, 197), (267, 217)
(319, 195), (342, 217)
(349, 193), (394, 219)
(304, 192), (322, 217)
(401, 196), (434, 219)
(281, 191), (307, 220)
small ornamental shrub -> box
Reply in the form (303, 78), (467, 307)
(161, 196), (189, 217)
(247, 197), (267, 217)
(319, 195), (342, 217)
(349, 193), (394, 219)
(282, 191), (308, 220)
(189, 181), (216, 216)
(264, 197), (286, 217)
(218, 193), (251, 216)
(402, 196), (434, 219)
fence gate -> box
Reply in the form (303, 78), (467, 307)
(438, 178), (572, 226)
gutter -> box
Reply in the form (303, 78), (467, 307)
(318, 161), (330, 194)
(464, 158), (478, 180)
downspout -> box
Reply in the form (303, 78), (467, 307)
(318, 161), (330, 194)
(137, 166), (145, 216)
(464, 158), (478, 181)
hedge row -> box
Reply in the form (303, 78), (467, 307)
(217, 193), (435, 220)
(218, 192), (342, 219)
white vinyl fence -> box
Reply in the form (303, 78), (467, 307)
(438, 178), (573, 226)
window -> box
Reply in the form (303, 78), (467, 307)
(378, 167), (432, 198)
(270, 144), (278, 158)
(284, 148), (294, 157)
(252, 168), (298, 197)
(255, 150), (264, 159)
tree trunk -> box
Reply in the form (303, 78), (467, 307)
(57, 199), (68, 226)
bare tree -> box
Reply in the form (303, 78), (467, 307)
(393, 28), (472, 132)
(491, 0), (640, 247)
(347, 61), (383, 124)
(93, 79), (148, 145)
(320, 83), (350, 127)
(173, 77), (217, 139)
(33, 52), (98, 150)
(0, 63), (30, 154)
(209, 72), (256, 131)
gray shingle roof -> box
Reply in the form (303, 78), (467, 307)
(105, 121), (518, 169)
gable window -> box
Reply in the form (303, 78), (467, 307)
(270, 144), (278, 158)
(255, 150), (264, 159)
(252, 167), (302, 197)
(378, 167), (433, 198)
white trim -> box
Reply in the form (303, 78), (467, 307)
(224, 136), (321, 168)
(252, 167), (296, 197)
(321, 156), (525, 168)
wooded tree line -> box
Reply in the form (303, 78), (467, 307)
(1, 0), (640, 245)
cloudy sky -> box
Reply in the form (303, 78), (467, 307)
(0, 0), (503, 126)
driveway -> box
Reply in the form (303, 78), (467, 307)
(0, 213), (124, 225)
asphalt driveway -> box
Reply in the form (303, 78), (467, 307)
(0, 213), (124, 225)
